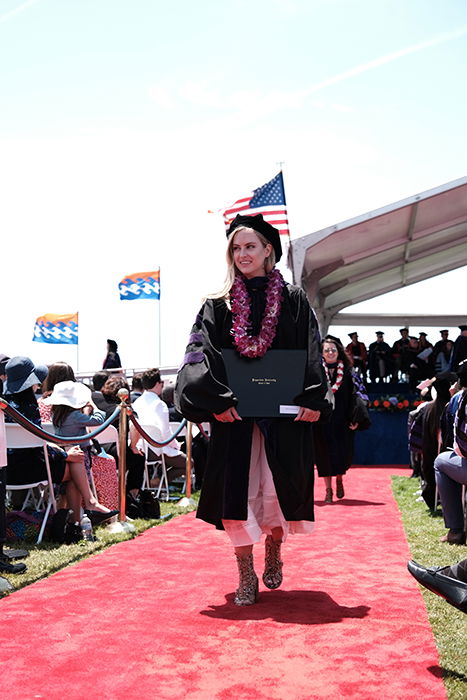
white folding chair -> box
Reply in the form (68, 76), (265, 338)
(140, 425), (170, 501)
(5, 422), (58, 544)
(168, 421), (201, 494)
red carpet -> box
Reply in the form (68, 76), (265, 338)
(0, 467), (446, 700)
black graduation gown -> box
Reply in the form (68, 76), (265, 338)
(313, 368), (355, 477)
(451, 336), (467, 371)
(174, 282), (330, 530)
(368, 341), (393, 380)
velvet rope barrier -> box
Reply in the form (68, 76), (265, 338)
(128, 412), (195, 506)
(127, 412), (187, 446)
(0, 399), (121, 445)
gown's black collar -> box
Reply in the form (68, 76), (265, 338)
(244, 275), (268, 291)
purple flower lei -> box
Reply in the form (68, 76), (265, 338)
(230, 268), (285, 358)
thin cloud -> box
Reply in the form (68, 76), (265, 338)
(300, 27), (467, 98)
(147, 26), (467, 130)
(0, 0), (41, 25)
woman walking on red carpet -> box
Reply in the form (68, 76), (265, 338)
(313, 335), (358, 503)
(175, 214), (330, 605)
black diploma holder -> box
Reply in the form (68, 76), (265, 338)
(221, 349), (307, 418)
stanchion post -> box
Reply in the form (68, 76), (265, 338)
(117, 388), (129, 523)
(178, 420), (195, 507)
(185, 420), (193, 499)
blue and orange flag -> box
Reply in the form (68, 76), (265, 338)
(33, 313), (79, 345)
(118, 269), (160, 301)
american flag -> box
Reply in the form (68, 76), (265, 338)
(223, 172), (290, 237)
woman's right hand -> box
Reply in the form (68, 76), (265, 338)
(66, 445), (84, 462)
(213, 407), (242, 422)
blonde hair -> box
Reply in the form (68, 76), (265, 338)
(206, 227), (276, 301)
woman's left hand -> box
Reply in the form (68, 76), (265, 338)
(349, 422), (359, 430)
(295, 407), (321, 422)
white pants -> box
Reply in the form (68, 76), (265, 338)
(222, 424), (315, 547)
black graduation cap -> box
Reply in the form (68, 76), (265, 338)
(348, 332), (357, 338)
(227, 214), (282, 262)
(459, 325), (467, 331)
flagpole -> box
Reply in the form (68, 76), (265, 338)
(277, 164), (296, 285)
(76, 312), (79, 373)
(158, 298), (162, 367)
(158, 268), (162, 367)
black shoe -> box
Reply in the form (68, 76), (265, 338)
(0, 557), (27, 575)
(407, 560), (467, 613)
(1, 548), (29, 561)
(84, 509), (119, 526)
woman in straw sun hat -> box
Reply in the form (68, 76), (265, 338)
(46, 380), (119, 527)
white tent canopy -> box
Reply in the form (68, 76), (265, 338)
(289, 176), (467, 333)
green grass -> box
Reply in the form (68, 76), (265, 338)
(392, 475), (467, 700)
(1, 493), (198, 596)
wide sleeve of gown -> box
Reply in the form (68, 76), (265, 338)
(175, 299), (237, 423)
(286, 285), (332, 419)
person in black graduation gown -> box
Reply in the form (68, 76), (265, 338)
(175, 214), (331, 606)
(450, 325), (467, 372)
(368, 331), (393, 383)
(313, 335), (358, 503)
(102, 339), (122, 370)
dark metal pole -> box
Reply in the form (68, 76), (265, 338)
(117, 388), (129, 522)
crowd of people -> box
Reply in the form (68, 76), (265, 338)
(0, 352), (195, 584)
(405, 357), (467, 613)
(345, 326), (467, 389)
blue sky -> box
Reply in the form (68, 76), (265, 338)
(1, 0), (466, 371)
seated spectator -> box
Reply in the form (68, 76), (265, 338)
(434, 363), (467, 545)
(439, 366), (465, 452)
(103, 339), (122, 370)
(90, 370), (113, 412)
(0, 354), (10, 396)
(419, 375), (452, 511)
(407, 559), (467, 613)
(100, 374), (144, 497)
(131, 368), (190, 487)
(46, 380), (118, 527)
(130, 373), (143, 404)
(407, 398), (426, 479)
(161, 379), (182, 423)
(38, 361), (76, 422)
(3, 357), (113, 540)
